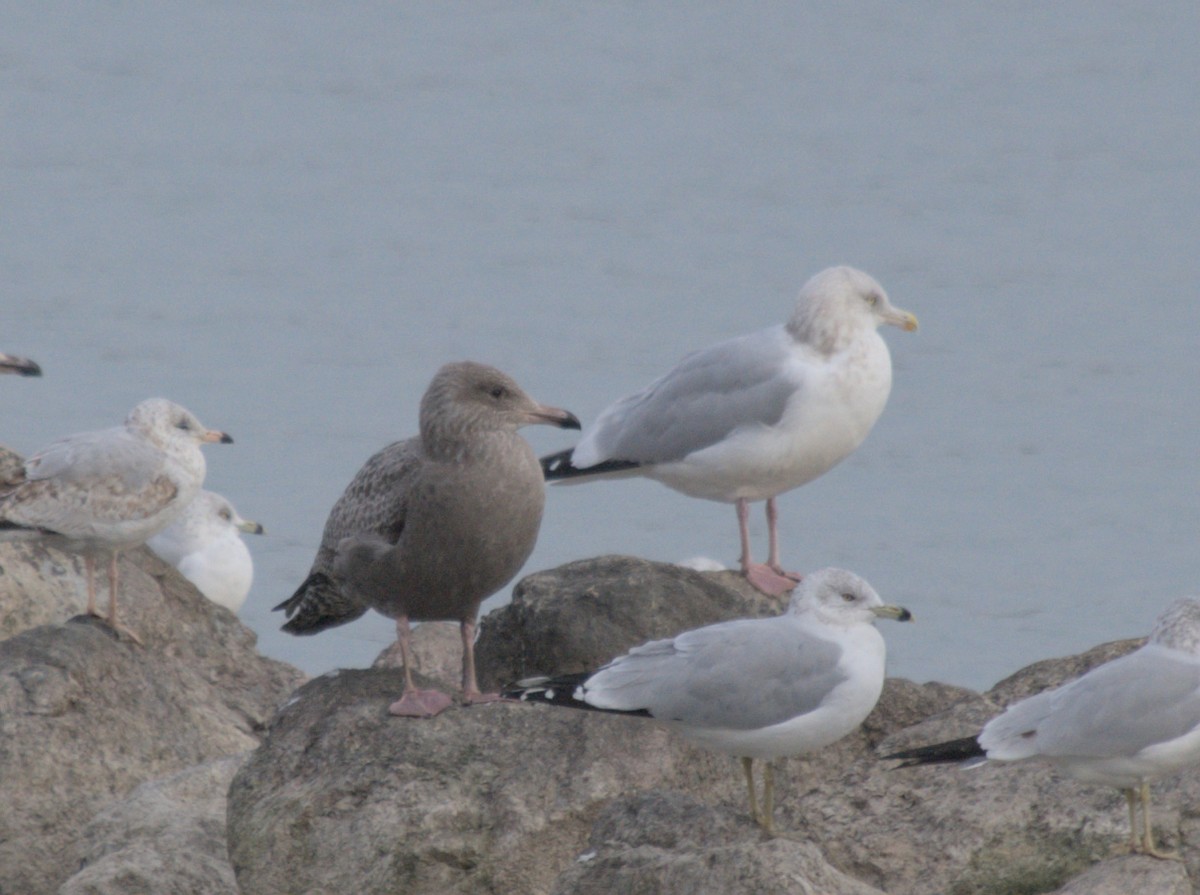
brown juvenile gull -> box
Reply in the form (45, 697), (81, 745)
(505, 567), (912, 833)
(0, 351), (41, 376)
(0, 398), (232, 640)
(541, 266), (917, 597)
(887, 597), (1200, 859)
(275, 361), (581, 718)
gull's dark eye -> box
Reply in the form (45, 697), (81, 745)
(218, 508), (232, 522)
(175, 417), (192, 431)
(490, 385), (507, 400)
(840, 592), (857, 603)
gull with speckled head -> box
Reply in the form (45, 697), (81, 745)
(888, 597), (1200, 859)
(0, 398), (232, 640)
(541, 266), (917, 596)
(505, 567), (912, 832)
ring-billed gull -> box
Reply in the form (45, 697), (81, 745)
(275, 361), (581, 718)
(504, 567), (912, 832)
(0, 351), (41, 376)
(148, 490), (263, 613)
(541, 266), (917, 597)
(887, 598), (1200, 859)
(0, 398), (232, 640)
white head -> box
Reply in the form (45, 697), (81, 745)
(182, 491), (263, 540)
(786, 266), (918, 354)
(126, 398), (233, 449)
(788, 566), (913, 627)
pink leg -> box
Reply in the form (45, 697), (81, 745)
(388, 616), (453, 718)
(459, 616), (505, 706)
(736, 498), (798, 597)
(84, 556), (99, 616)
(103, 553), (143, 644)
(106, 553), (120, 626)
(765, 498), (802, 583)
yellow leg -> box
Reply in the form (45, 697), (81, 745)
(1138, 782), (1179, 860)
(741, 757), (759, 826)
(761, 761), (775, 835)
(1123, 788), (1139, 853)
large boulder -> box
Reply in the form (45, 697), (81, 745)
(227, 557), (961, 895)
(58, 755), (247, 895)
(227, 556), (1200, 894)
(0, 542), (303, 895)
(475, 554), (776, 691)
(227, 667), (957, 895)
(550, 791), (887, 895)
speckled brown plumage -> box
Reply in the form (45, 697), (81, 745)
(275, 361), (579, 717)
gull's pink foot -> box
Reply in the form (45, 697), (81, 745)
(769, 566), (803, 584)
(744, 563), (800, 597)
(108, 620), (145, 646)
(388, 688), (454, 718)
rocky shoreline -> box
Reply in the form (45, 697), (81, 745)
(0, 547), (1193, 894)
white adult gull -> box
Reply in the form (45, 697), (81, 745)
(541, 266), (917, 596)
(148, 489), (264, 613)
(888, 597), (1200, 859)
(505, 567), (912, 832)
(0, 398), (232, 640)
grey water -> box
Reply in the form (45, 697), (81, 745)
(2, 2), (1198, 691)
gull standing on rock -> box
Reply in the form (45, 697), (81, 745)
(148, 490), (264, 613)
(505, 567), (912, 833)
(542, 266), (917, 596)
(0, 398), (232, 640)
(275, 361), (581, 719)
(887, 598), (1200, 859)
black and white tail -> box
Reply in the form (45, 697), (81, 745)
(503, 674), (652, 717)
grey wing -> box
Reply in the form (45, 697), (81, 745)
(25, 428), (163, 489)
(1034, 648), (1200, 759)
(308, 438), (423, 575)
(2, 429), (175, 531)
(577, 326), (802, 466)
(583, 617), (846, 731)
(983, 647), (1200, 761)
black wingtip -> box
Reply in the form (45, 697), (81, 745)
(503, 674), (653, 718)
(273, 572), (324, 614)
(884, 735), (985, 767)
(540, 449), (576, 479)
(539, 450), (642, 482)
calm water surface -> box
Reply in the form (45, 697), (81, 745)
(2, 3), (1198, 690)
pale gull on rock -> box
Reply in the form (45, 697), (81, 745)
(542, 265), (917, 596)
(275, 361), (581, 718)
(0, 398), (232, 640)
(888, 597), (1200, 859)
(148, 489), (263, 613)
(505, 567), (912, 832)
